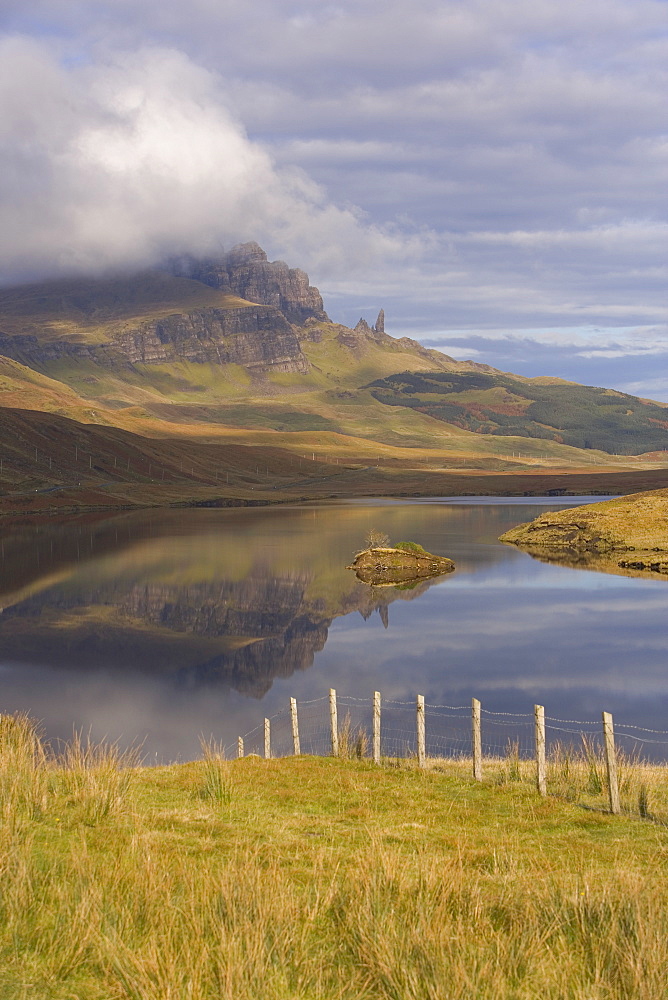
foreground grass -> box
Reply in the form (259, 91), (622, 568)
(3, 716), (668, 999)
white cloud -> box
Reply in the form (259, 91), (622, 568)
(1, 0), (668, 358)
(423, 323), (668, 351)
(622, 377), (668, 398)
(0, 37), (425, 285)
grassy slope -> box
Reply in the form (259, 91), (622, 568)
(3, 713), (668, 1000)
(2, 271), (653, 465)
(2, 352), (649, 467)
(0, 356), (110, 421)
(4, 406), (668, 519)
(367, 370), (668, 454)
(500, 488), (668, 551)
(499, 487), (668, 578)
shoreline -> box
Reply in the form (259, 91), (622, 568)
(500, 488), (668, 578)
(2, 465), (668, 520)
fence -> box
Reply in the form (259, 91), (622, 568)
(226, 689), (668, 820)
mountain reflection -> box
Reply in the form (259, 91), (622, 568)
(0, 506), (444, 697)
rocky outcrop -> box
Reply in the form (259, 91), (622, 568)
(0, 243), (332, 376)
(500, 491), (668, 554)
(353, 309), (386, 341)
(0, 333), (102, 365)
(0, 244), (448, 384)
(181, 242), (329, 325)
(115, 306), (309, 372)
(0, 304), (310, 374)
(348, 546), (455, 586)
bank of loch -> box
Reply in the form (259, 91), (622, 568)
(499, 487), (668, 576)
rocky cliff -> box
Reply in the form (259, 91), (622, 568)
(177, 242), (329, 325)
(0, 303), (310, 374)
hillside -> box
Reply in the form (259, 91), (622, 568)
(366, 370), (668, 455)
(1, 242), (668, 512)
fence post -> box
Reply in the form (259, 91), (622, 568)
(237, 736), (244, 759)
(264, 718), (271, 759)
(373, 691), (381, 764)
(291, 697), (301, 756)
(534, 704), (546, 796)
(329, 688), (338, 757)
(602, 711), (620, 814)
(416, 695), (425, 767)
(472, 698), (482, 781)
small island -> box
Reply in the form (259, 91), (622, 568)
(348, 537), (455, 586)
(499, 488), (668, 578)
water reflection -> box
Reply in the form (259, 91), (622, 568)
(1, 499), (667, 760)
(500, 541), (668, 581)
(0, 506), (447, 696)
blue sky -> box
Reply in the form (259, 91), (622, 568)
(1, 1), (667, 397)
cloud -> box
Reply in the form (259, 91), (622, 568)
(0, 37), (423, 285)
(0, 0), (667, 374)
(414, 325), (668, 401)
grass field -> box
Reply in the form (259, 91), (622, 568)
(3, 713), (668, 999)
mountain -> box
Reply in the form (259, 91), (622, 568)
(0, 242), (667, 512)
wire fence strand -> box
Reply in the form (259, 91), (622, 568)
(226, 692), (668, 768)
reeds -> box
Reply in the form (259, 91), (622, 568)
(197, 738), (233, 807)
(338, 711), (370, 759)
(0, 713), (50, 827)
(0, 712), (138, 828)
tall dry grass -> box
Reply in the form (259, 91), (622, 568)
(196, 738), (233, 807)
(480, 735), (668, 819)
(338, 711), (370, 760)
(2, 714), (668, 998)
(3, 830), (668, 998)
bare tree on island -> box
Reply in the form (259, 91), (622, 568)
(365, 528), (390, 550)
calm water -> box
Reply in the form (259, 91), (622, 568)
(1, 497), (667, 760)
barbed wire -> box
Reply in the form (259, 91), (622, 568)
(611, 733), (668, 747)
(481, 709), (535, 719)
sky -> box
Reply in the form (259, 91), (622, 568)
(1, 1), (667, 397)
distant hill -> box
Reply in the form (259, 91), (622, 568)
(365, 371), (668, 455)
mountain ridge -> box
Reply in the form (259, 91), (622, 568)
(0, 242), (667, 513)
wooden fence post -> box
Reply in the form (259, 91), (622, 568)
(416, 695), (425, 767)
(329, 688), (338, 757)
(291, 697), (301, 756)
(534, 704), (546, 796)
(237, 736), (244, 759)
(373, 691), (381, 764)
(602, 711), (620, 814)
(264, 718), (271, 759)
(472, 698), (482, 781)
